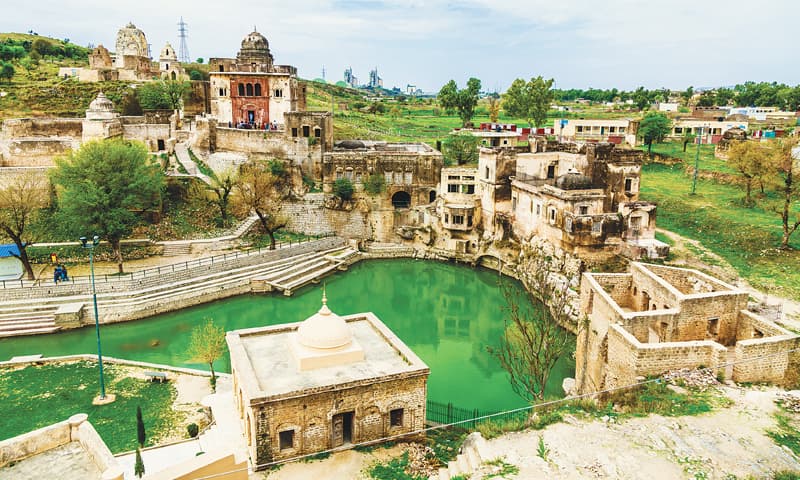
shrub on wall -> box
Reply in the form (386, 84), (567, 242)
(364, 173), (386, 195)
(333, 178), (354, 200)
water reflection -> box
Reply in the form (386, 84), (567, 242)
(0, 259), (574, 412)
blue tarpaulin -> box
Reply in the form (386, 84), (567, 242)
(0, 244), (21, 258)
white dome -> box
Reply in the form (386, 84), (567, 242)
(296, 291), (352, 349)
(89, 92), (114, 112)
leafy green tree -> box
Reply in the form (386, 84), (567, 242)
(637, 112), (672, 155)
(136, 405), (146, 447)
(195, 57), (204, 64)
(333, 178), (354, 200)
(364, 173), (386, 195)
(0, 171), (48, 279)
(715, 87), (735, 106)
(681, 86), (694, 106)
(207, 167), (238, 226)
(188, 70), (202, 81)
(50, 139), (164, 273)
(237, 161), (287, 250)
(188, 318), (227, 380)
(137, 80), (189, 110)
(766, 137), (800, 249)
(502, 76), (555, 128)
(0, 61), (14, 82)
(441, 131), (480, 166)
(134, 447), (145, 478)
(696, 91), (716, 107)
(438, 77), (482, 127)
(727, 140), (771, 207)
(632, 86), (651, 111)
(487, 93), (501, 123)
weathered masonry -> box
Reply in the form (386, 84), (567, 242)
(576, 263), (800, 394)
(227, 293), (429, 467)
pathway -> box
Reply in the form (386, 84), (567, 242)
(174, 142), (213, 185)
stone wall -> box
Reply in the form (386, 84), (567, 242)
(1, 138), (79, 167)
(1, 118), (84, 138)
(283, 194), (371, 239)
(251, 375), (427, 465)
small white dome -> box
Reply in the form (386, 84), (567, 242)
(296, 291), (352, 349)
(88, 92), (114, 112)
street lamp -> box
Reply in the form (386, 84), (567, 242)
(81, 235), (107, 401)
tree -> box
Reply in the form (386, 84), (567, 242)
(681, 130), (696, 152)
(136, 405), (146, 448)
(0, 61), (14, 82)
(438, 77), (482, 127)
(333, 178), (354, 200)
(137, 80), (189, 110)
(502, 76), (555, 128)
(0, 171), (48, 279)
(715, 87), (735, 106)
(487, 242), (583, 402)
(188, 318), (227, 380)
(195, 57), (204, 64)
(767, 137), (800, 249)
(727, 140), (771, 207)
(189, 69), (202, 81)
(681, 86), (694, 106)
(441, 131), (480, 166)
(207, 167), (238, 226)
(637, 112), (672, 155)
(134, 447), (145, 478)
(696, 91), (716, 107)
(364, 172), (386, 195)
(50, 139), (164, 273)
(487, 93), (501, 123)
(237, 161), (287, 250)
(632, 86), (651, 111)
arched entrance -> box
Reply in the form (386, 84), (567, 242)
(392, 191), (411, 209)
(429, 190), (436, 203)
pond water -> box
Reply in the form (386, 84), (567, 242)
(0, 259), (574, 412)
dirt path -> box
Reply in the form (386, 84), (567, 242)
(256, 445), (405, 480)
(658, 228), (800, 331)
(482, 386), (800, 479)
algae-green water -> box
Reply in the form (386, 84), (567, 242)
(0, 259), (574, 412)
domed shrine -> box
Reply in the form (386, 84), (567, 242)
(226, 289), (429, 467)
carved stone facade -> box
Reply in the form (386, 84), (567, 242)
(227, 296), (428, 467)
(209, 30), (306, 128)
(576, 263), (800, 394)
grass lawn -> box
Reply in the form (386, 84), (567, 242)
(641, 162), (800, 299)
(0, 361), (183, 453)
(639, 141), (737, 175)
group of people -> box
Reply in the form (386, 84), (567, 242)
(228, 120), (280, 131)
(53, 264), (69, 284)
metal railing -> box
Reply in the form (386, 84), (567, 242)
(426, 400), (529, 428)
(0, 233), (336, 290)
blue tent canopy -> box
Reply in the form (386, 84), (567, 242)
(0, 244), (21, 258)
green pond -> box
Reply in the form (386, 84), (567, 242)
(0, 259), (574, 412)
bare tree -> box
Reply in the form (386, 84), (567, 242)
(0, 171), (49, 279)
(768, 136), (800, 249)
(207, 167), (238, 226)
(488, 242), (584, 402)
(237, 160), (288, 250)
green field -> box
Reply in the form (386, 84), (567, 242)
(0, 361), (183, 453)
(641, 162), (800, 299)
(639, 141), (737, 175)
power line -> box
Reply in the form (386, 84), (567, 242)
(177, 17), (190, 63)
(163, 344), (800, 480)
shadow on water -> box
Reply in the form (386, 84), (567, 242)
(0, 259), (575, 412)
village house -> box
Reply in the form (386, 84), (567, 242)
(670, 119), (749, 144)
(226, 292), (429, 467)
(576, 263), (800, 395)
(552, 118), (638, 147)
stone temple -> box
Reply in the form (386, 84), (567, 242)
(226, 291), (429, 468)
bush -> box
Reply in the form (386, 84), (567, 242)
(333, 178), (354, 200)
(364, 173), (386, 195)
(187, 423), (199, 438)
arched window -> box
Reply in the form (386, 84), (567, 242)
(246, 84), (253, 96)
(238, 84), (244, 96)
(170, 71), (176, 80)
(254, 83), (262, 96)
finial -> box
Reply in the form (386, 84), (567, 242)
(322, 284), (327, 306)
(253, 25), (257, 33)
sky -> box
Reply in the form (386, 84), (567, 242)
(3, 0), (799, 92)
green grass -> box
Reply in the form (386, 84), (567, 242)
(368, 451), (419, 480)
(0, 361), (183, 453)
(639, 142), (737, 175)
(768, 412), (800, 457)
(641, 162), (800, 298)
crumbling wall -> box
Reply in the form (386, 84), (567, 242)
(282, 194), (371, 239)
(1, 118), (83, 138)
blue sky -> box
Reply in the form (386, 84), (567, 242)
(3, 0), (798, 92)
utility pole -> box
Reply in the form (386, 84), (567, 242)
(177, 17), (190, 63)
(691, 125), (703, 195)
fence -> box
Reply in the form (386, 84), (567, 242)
(0, 233), (336, 289)
(426, 400), (530, 429)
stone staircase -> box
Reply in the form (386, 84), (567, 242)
(364, 242), (416, 258)
(161, 242), (193, 257)
(430, 432), (491, 480)
(251, 246), (358, 296)
(0, 306), (60, 338)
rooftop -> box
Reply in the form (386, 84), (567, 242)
(331, 140), (436, 153)
(228, 312), (429, 402)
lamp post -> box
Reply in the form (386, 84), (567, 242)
(691, 125), (703, 195)
(81, 235), (106, 400)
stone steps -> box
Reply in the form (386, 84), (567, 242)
(275, 263), (341, 296)
(161, 243), (192, 256)
(428, 432), (490, 480)
(0, 313), (59, 338)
